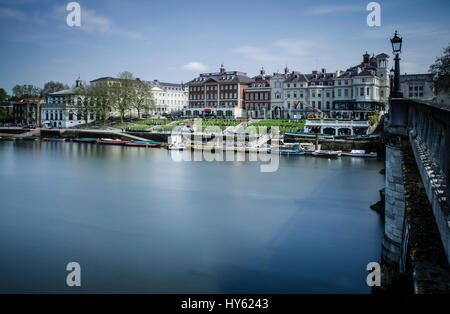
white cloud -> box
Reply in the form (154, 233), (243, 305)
(81, 9), (142, 39)
(182, 62), (208, 71)
(308, 4), (362, 15)
(0, 7), (26, 21)
(274, 39), (316, 57)
(233, 46), (280, 62)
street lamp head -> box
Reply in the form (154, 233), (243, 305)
(390, 30), (402, 54)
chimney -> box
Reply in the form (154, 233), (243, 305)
(336, 70), (341, 77)
(220, 64), (226, 74)
(260, 67), (265, 76)
(321, 68), (326, 74)
(284, 65), (289, 74)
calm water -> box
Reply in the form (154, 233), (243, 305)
(0, 141), (384, 293)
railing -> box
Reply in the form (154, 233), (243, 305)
(305, 119), (370, 126)
(387, 98), (449, 262)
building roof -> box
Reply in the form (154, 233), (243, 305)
(48, 89), (76, 96)
(376, 53), (390, 59)
(14, 98), (42, 105)
(187, 68), (253, 86)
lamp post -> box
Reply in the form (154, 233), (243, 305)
(390, 30), (403, 98)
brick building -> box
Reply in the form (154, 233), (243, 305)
(185, 64), (253, 118)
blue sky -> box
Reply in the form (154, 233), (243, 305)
(0, 0), (449, 94)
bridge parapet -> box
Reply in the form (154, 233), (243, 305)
(385, 98), (449, 264)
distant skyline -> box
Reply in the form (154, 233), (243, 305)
(1, 0), (449, 94)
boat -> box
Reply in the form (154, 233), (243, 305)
(43, 137), (66, 142)
(21, 136), (37, 141)
(126, 140), (161, 148)
(341, 150), (377, 158)
(72, 138), (98, 143)
(300, 143), (318, 154)
(270, 144), (305, 155)
(99, 138), (129, 145)
(167, 144), (185, 150)
(312, 150), (340, 158)
(0, 136), (16, 141)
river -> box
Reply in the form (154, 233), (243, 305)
(0, 141), (384, 293)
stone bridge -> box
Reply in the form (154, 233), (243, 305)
(383, 98), (449, 293)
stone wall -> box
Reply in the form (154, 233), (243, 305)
(382, 136), (406, 267)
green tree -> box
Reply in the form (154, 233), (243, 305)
(0, 107), (13, 122)
(0, 88), (8, 101)
(72, 84), (93, 126)
(113, 71), (136, 123)
(429, 44), (450, 95)
(90, 83), (113, 125)
(42, 81), (69, 96)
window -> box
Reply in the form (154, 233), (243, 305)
(338, 89), (342, 97)
(367, 88), (370, 96)
(360, 88), (364, 96)
(344, 89), (348, 97)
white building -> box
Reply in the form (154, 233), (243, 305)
(267, 52), (390, 120)
(90, 77), (188, 116)
(41, 80), (95, 128)
(146, 80), (188, 115)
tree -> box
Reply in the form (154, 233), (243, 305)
(113, 71), (136, 123)
(42, 81), (69, 96)
(0, 88), (7, 101)
(0, 107), (13, 122)
(133, 80), (155, 119)
(12, 84), (41, 98)
(72, 84), (93, 126)
(429, 44), (450, 95)
(90, 83), (113, 125)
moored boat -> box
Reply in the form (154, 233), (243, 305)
(167, 144), (185, 150)
(43, 137), (66, 142)
(341, 150), (377, 158)
(312, 150), (340, 158)
(270, 143), (305, 155)
(126, 140), (161, 148)
(21, 136), (37, 141)
(72, 138), (98, 143)
(99, 138), (129, 145)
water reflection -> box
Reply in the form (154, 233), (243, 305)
(0, 141), (384, 293)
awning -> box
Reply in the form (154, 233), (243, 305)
(204, 109), (211, 112)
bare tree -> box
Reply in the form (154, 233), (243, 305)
(133, 80), (155, 118)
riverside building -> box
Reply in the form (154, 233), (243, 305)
(185, 64), (253, 118)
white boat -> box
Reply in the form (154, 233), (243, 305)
(312, 150), (340, 158)
(341, 150), (377, 158)
(168, 144), (185, 150)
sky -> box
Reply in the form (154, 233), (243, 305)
(0, 0), (449, 94)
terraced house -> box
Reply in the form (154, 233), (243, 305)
(185, 64), (253, 118)
(244, 67), (271, 119)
